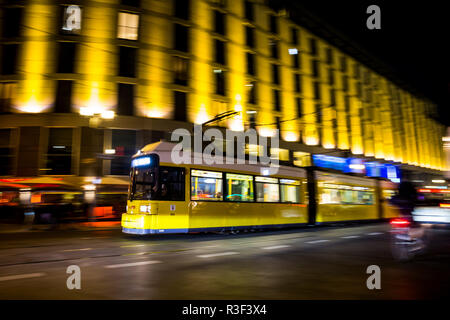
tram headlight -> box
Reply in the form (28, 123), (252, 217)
(140, 205), (151, 213)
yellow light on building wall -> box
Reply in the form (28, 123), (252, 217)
(228, 94), (244, 131)
(16, 2), (53, 113)
(101, 110), (115, 119)
(283, 132), (299, 142)
(323, 143), (335, 149)
(305, 136), (319, 146)
(146, 109), (165, 119)
(80, 107), (94, 116)
(229, 114), (244, 131)
(258, 127), (277, 137)
(19, 94), (50, 113)
(195, 103), (209, 125)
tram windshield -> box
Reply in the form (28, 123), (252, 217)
(129, 161), (185, 201)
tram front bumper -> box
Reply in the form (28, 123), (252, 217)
(121, 213), (188, 235)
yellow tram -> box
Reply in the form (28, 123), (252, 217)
(121, 141), (399, 235)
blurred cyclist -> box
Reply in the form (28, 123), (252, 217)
(391, 181), (417, 219)
(390, 180), (424, 241)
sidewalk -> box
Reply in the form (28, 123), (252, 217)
(0, 221), (121, 234)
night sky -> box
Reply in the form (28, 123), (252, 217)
(282, 0), (449, 126)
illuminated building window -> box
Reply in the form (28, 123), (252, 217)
(2, 6), (22, 38)
(316, 103), (322, 123)
(120, 0), (141, 7)
(214, 70), (226, 96)
(244, 0), (254, 21)
(245, 26), (255, 48)
(0, 129), (13, 175)
(340, 56), (347, 72)
(117, 12), (139, 40)
(366, 88), (372, 103)
(353, 63), (361, 79)
(294, 74), (301, 93)
(173, 91), (187, 122)
(269, 14), (277, 34)
(296, 97), (303, 117)
(246, 52), (256, 76)
(60, 5), (82, 35)
(345, 95), (351, 144)
(118, 46), (136, 77)
(1, 44), (18, 75)
(293, 151), (311, 167)
(275, 116), (281, 132)
(117, 83), (135, 116)
(173, 56), (189, 86)
(292, 53), (300, 69)
(344, 95), (351, 114)
(269, 39), (279, 59)
(332, 118), (338, 143)
(355, 81), (362, 98)
(271, 148), (289, 161)
(330, 88), (336, 106)
(328, 68), (334, 85)
(313, 81), (321, 100)
(311, 59), (319, 78)
(271, 64), (280, 85)
(273, 89), (281, 112)
(291, 27), (299, 45)
(214, 10), (226, 36)
(174, 23), (189, 52)
(364, 71), (371, 85)
(342, 75), (349, 92)
(326, 48), (333, 65)
(246, 144), (263, 157)
(0, 82), (15, 114)
(214, 39), (226, 65)
(174, 0), (190, 20)
(54, 80), (73, 113)
(111, 130), (136, 175)
(247, 111), (256, 129)
(46, 128), (73, 175)
(246, 81), (257, 104)
(57, 42), (76, 73)
(309, 38), (317, 55)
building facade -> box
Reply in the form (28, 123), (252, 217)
(0, 0), (448, 186)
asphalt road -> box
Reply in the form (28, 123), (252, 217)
(0, 223), (449, 299)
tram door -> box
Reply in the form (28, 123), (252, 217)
(306, 167), (317, 225)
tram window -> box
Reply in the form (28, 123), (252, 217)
(280, 179), (301, 203)
(191, 169), (223, 201)
(382, 189), (397, 200)
(159, 166), (185, 201)
(131, 168), (157, 200)
(225, 173), (254, 202)
(130, 166), (185, 201)
(340, 189), (355, 204)
(318, 183), (374, 205)
(357, 191), (374, 205)
(255, 176), (279, 202)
